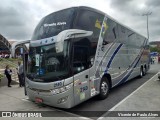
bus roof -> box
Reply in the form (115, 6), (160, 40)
(44, 6), (147, 40)
(77, 6), (147, 40)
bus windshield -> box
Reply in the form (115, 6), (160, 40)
(31, 8), (75, 40)
(27, 40), (70, 82)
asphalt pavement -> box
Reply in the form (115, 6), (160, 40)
(99, 64), (160, 120)
(0, 63), (160, 120)
(0, 77), (18, 87)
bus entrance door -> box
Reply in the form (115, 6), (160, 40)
(73, 69), (90, 105)
(73, 45), (90, 105)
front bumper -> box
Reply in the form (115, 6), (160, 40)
(26, 86), (74, 108)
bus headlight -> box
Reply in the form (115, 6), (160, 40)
(60, 87), (65, 93)
(50, 83), (73, 95)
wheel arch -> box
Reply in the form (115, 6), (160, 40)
(102, 73), (112, 89)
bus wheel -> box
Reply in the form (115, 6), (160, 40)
(98, 77), (109, 100)
(144, 66), (147, 75)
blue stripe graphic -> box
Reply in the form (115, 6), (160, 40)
(115, 47), (145, 86)
(105, 43), (123, 73)
(103, 39), (146, 87)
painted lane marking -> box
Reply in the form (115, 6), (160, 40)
(97, 72), (159, 120)
(21, 97), (29, 102)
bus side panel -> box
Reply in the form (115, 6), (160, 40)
(87, 15), (149, 95)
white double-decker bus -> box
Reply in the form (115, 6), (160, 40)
(25, 6), (150, 108)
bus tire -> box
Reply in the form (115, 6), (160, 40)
(98, 77), (109, 100)
(143, 66), (147, 76)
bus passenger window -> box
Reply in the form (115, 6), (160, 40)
(74, 9), (104, 67)
(103, 19), (117, 44)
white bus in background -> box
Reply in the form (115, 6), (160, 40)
(25, 6), (150, 108)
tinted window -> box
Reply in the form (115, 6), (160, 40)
(74, 9), (104, 61)
(74, 9), (104, 39)
(103, 19), (118, 44)
(32, 8), (75, 40)
(127, 29), (136, 47)
(27, 41), (71, 82)
(117, 24), (128, 43)
(72, 37), (91, 74)
(73, 45), (89, 74)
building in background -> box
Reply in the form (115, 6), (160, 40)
(0, 34), (28, 58)
(0, 34), (11, 58)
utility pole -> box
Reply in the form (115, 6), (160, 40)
(142, 11), (152, 40)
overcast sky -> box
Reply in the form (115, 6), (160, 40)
(0, 0), (159, 42)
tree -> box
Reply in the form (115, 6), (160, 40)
(150, 46), (160, 53)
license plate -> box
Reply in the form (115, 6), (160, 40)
(35, 97), (43, 103)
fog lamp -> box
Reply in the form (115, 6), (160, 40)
(57, 96), (68, 104)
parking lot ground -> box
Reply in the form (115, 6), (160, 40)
(0, 64), (160, 120)
(98, 72), (160, 120)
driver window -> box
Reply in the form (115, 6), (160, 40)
(73, 45), (89, 74)
(73, 38), (90, 74)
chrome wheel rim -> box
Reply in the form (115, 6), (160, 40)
(101, 81), (108, 95)
(140, 69), (143, 76)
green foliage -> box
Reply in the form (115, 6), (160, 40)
(150, 46), (160, 53)
(0, 58), (22, 62)
(0, 73), (4, 80)
(0, 58), (22, 69)
(6, 58), (22, 62)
